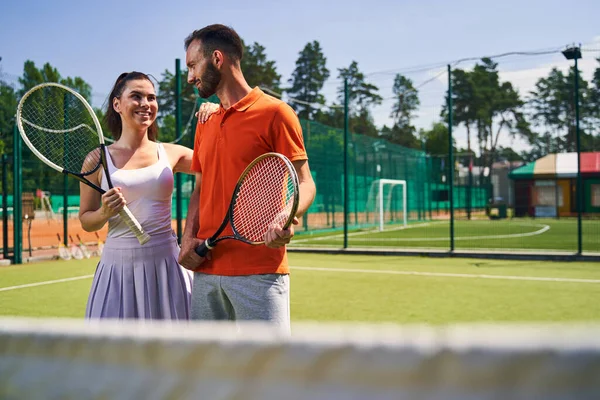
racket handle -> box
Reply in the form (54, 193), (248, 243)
(194, 239), (214, 257)
(118, 206), (151, 245)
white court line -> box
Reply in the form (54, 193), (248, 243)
(294, 223), (550, 243)
(0, 275), (94, 292)
(3, 262), (599, 294)
(292, 266), (600, 284)
(293, 222), (442, 243)
(349, 224), (550, 242)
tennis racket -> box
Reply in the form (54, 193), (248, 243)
(195, 152), (299, 257)
(76, 233), (92, 259)
(95, 232), (104, 256)
(68, 235), (84, 260)
(56, 233), (71, 261)
(16, 82), (150, 245)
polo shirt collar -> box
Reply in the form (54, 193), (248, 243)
(231, 87), (262, 112)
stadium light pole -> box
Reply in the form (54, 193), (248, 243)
(562, 45), (583, 255)
(447, 64), (454, 252)
(343, 78), (349, 248)
(175, 59), (183, 243)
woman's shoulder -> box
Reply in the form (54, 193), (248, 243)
(161, 142), (192, 155)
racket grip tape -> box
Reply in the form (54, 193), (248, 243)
(118, 206), (151, 245)
(194, 239), (214, 257)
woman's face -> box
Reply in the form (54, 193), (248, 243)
(113, 78), (158, 131)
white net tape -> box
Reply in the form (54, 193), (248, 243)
(1, 318), (600, 400)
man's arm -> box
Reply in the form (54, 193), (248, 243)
(178, 172), (208, 270)
(292, 159), (316, 218)
(264, 159), (315, 248)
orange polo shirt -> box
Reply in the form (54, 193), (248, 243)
(190, 87), (307, 276)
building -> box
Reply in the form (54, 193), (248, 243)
(509, 152), (600, 217)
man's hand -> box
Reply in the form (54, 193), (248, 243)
(178, 236), (211, 271)
(264, 217), (299, 248)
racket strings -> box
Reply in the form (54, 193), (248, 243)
(20, 86), (101, 174)
(232, 157), (296, 242)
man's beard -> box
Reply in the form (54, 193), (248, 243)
(197, 62), (221, 99)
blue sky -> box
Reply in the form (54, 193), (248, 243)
(1, 0), (599, 151)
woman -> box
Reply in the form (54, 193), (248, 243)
(79, 71), (216, 319)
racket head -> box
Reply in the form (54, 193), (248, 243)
(68, 235), (84, 260)
(94, 232), (104, 256)
(57, 233), (72, 261)
(76, 234), (91, 258)
(58, 245), (72, 261)
(229, 153), (299, 244)
(16, 82), (104, 175)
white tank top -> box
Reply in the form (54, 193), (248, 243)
(101, 143), (174, 239)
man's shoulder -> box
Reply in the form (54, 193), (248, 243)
(256, 92), (298, 119)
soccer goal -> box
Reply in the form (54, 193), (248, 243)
(365, 179), (407, 231)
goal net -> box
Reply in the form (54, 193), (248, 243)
(365, 179), (407, 231)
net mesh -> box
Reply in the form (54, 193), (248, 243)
(19, 85), (101, 174)
(232, 155), (297, 242)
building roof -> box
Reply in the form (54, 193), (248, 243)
(509, 152), (600, 179)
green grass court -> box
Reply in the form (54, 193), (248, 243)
(2, 253), (599, 324)
(293, 218), (600, 253)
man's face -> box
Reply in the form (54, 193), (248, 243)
(186, 40), (221, 99)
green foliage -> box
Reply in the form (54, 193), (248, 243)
(442, 58), (530, 171)
(390, 74), (420, 126)
(337, 61), (382, 114)
(287, 41), (330, 119)
(156, 68), (203, 146)
(419, 122), (453, 155)
(0, 82), (17, 155)
(380, 123), (420, 149)
(379, 73), (421, 147)
(241, 41), (281, 92)
(528, 64), (596, 153)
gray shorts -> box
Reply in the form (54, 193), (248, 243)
(191, 273), (290, 334)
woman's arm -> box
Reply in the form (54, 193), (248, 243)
(78, 169), (126, 232)
(163, 143), (194, 174)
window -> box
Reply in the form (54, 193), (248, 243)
(532, 181), (563, 207)
(592, 184), (600, 207)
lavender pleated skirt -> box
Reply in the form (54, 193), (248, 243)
(85, 231), (192, 320)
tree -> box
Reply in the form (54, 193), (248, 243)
(585, 57), (600, 151)
(156, 68), (201, 145)
(337, 61), (382, 115)
(390, 73), (420, 126)
(528, 65), (593, 153)
(380, 124), (419, 149)
(418, 122), (453, 155)
(442, 68), (477, 173)
(444, 59), (530, 182)
(0, 82), (16, 156)
(287, 41), (330, 120)
(332, 61), (382, 137)
(384, 73), (420, 147)
(241, 41), (281, 93)
(496, 146), (524, 162)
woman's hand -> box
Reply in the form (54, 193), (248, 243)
(100, 187), (126, 218)
(196, 102), (220, 123)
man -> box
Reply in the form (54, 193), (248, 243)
(179, 24), (316, 333)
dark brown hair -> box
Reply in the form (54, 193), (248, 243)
(104, 71), (159, 141)
(184, 24), (243, 62)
